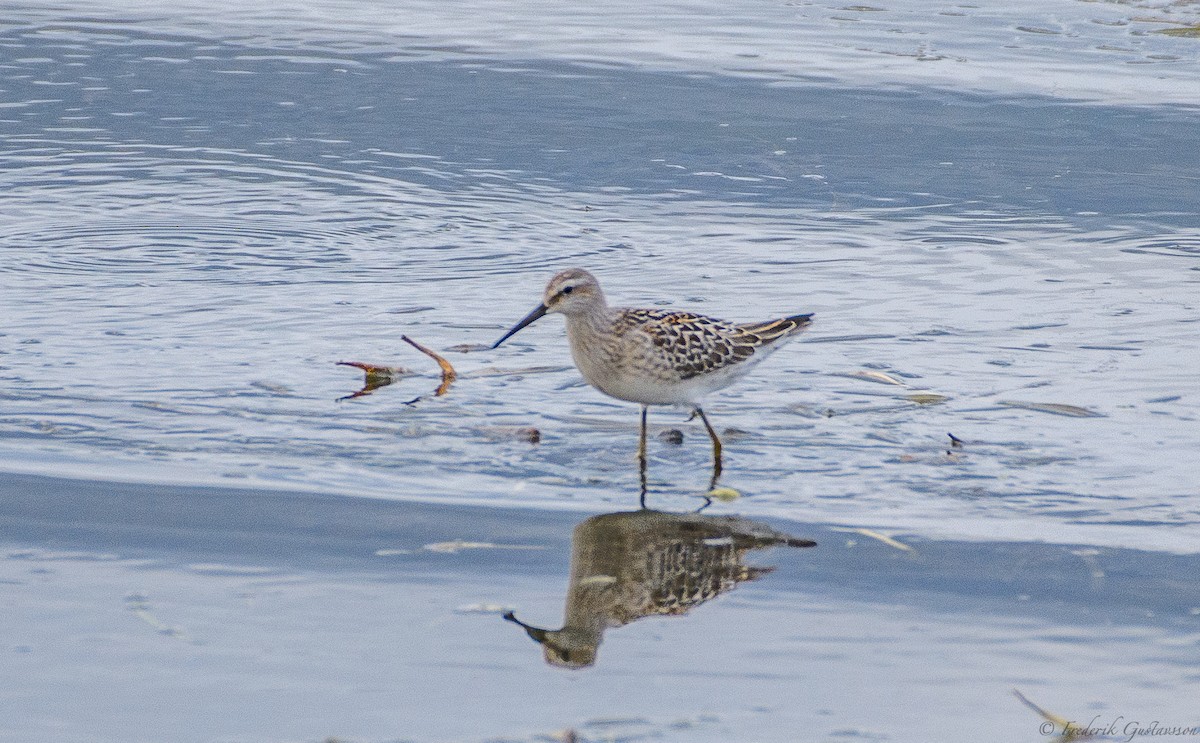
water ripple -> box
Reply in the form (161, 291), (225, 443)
(0, 144), (623, 282)
(1, 8), (1198, 552)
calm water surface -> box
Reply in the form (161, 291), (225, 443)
(2, 0), (1199, 552)
(2, 474), (1198, 742)
(2, 1), (1199, 740)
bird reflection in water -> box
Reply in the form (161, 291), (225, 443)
(504, 509), (816, 668)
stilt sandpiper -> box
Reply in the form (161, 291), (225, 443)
(493, 268), (813, 490)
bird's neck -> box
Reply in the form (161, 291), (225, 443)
(563, 304), (614, 346)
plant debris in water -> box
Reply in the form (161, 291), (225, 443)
(658, 428), (685, 445)
(1012, 689), (1098, 741)
(125, 592), (188, 639)
(477, 425), (542, 443)
(336, 334), (459, 400)
(1156, 25), (1200, 37)
(335, 361), (409, 400)
(845, 370), (907, 386)
(513, 426), (541, 443)
(401, 334), (457, 396)
(906, 392), (948, 405)
(998, 401), (1103, 418)
(705, 486), (741, 502)
(830, 527), (915, 552)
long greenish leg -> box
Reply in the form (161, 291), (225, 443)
(693, 407), (723, 485)
(638, 406), (649, 508)
(637, 405), (649, 465)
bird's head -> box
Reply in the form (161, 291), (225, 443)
(492, 268), (605, 348)
(541, 268), (603, 316)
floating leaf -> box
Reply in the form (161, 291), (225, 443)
(1012, 689), (1094, 741)
(999, 400), (1103, 418)
(906, 393), (948, 405)
(849, 370), (906, 386)
(444, 343), (492, 353)
(1156, 25), (1200, 37)
(402, 335), (457, 396)
(830, 527), (914, 552)
(338, 336), (460, 402)
(706, 486), (741, 502)
(336, 361), (409, 400)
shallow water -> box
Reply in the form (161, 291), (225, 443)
(2, 474), (1198, 743)
(3, 0), (1198, 553)
(2, 5), (1200, 737)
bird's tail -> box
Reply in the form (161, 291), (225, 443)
(737, 313), (814, 342)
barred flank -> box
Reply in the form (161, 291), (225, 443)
(619, 307), (813, 381)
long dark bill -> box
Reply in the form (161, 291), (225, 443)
(492, 303), (548, 348)
(502, 611), (549, 644)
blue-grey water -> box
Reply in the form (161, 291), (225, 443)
(2, 473), (1198, 743)
(2, 0), (1198, 551)
(1, 1), (1199, 740)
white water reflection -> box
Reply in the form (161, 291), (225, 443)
(7, 0), (1200, 103)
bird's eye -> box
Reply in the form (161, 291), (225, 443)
(561, 286), (574, 295)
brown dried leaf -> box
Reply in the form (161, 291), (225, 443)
(401, 335), (457, 396)
(336, 361), (409, 400)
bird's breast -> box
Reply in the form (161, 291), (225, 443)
(566, 322), (690, 405)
